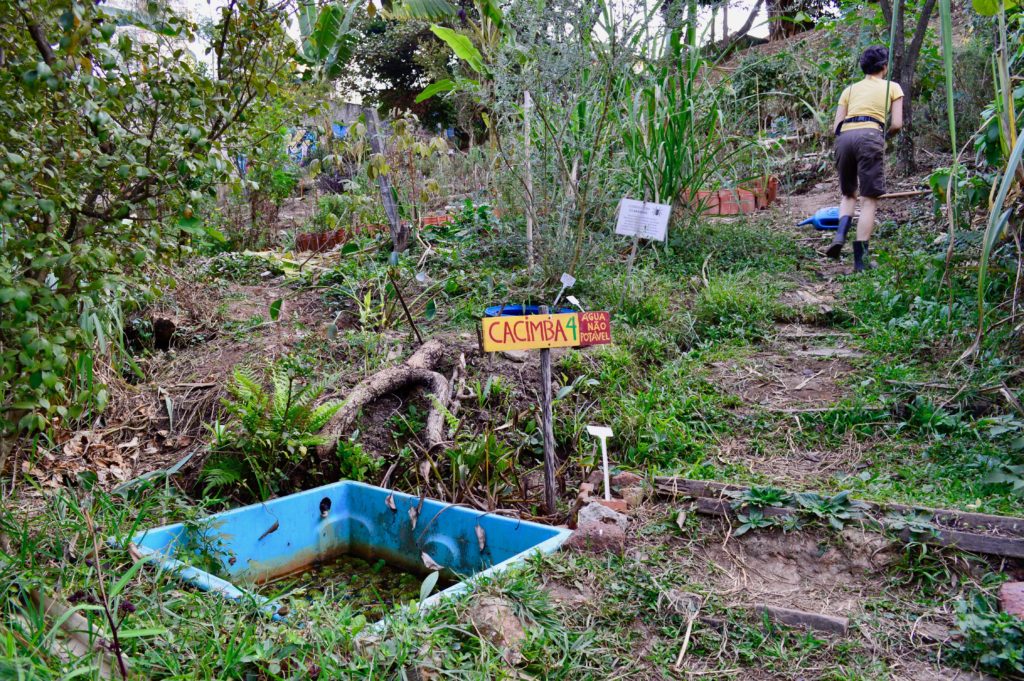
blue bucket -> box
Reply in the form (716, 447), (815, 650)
(484, 304), (574, 317)
(798, 206), (841, 230)
(130, 481), (571, 623)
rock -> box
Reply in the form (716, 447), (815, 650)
(662, 589), (701, 615)
(999, 582), (1024, 619)
(620, 485), (645, 508)
(586, 469), (645, 491)
(567, 501), (629, 554)
(914, 621), (958, 643)
(577, 501), (628, 531)
(466, 596), (526, 665)
(566, 519), (625, 554)
(500, 350), (529, 363)
(612, 471), (644, 487)
(569, 483), (596, 528)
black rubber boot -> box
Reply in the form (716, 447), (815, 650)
(826, 215), (852, 260)
(853, 240), (875, 272)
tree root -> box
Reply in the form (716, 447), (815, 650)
(321, 340), (451, 453)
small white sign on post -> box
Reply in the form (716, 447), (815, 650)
(615, 199), (671, 242)
(552, 272), (576, 308)
(585, 425), (615, 501)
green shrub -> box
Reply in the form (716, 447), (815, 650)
(0, 0), (297, 436)
(308, 188), (384, 234)
(335, 437), (383, 482)
(670, 221), (800, 275)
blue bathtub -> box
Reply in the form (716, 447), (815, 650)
(130, 481), (571, 620)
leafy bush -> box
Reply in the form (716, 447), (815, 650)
(203, 363), (342, 500)
(0, 0), (297, 437)
(203, 252), (285, 283)
(308, 186), (384, 234)
(670, 221), (800, 275)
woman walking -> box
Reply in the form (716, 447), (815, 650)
(827, 45), (904, 271)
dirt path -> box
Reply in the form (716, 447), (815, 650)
(704, 184), (936, 490)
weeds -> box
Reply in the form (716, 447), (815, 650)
(953, 591), (1024, 676)
(694, 272), (781, 343)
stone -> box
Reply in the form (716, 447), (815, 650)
(466, 596), (526, 665)
(662, 589), (701, 615)
(620, 485), (645, 509)
(567, 501), (629, 554)
(999, 582), (1024, 619)
(566, 518), (626, 554)
(586, 469), (645, 493)
(500, 350), (529, 363)
(577, 501), (628, 531)
(914, 621), (958, 643)
(611, 471), (644, 488)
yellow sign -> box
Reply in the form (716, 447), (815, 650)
(481, 313), (580, 352)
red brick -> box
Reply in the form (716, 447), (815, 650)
(999, 582), (1024, 619)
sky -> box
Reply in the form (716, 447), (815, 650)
(175, 0), (771, 47)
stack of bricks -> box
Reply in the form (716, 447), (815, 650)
(294, 223), (387, 253)
(682, 176), (779, 216)
(420, 214), (452, 227)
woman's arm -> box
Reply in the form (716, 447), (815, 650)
(833, 104), (847, 136)
(889, 97), (904, 134)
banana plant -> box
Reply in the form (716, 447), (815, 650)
(378, 0), (459, 20)
(296, 0), (361, 80)
(412, 0), (506, 104)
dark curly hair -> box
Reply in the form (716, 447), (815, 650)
(859, 46), (889, 75)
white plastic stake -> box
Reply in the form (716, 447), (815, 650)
(566, 295), (584, 312)
(586, 425), (614, 500)
(552, 272), (576, 308)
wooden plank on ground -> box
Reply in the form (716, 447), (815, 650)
(752, 604), (849, 635)
(656, 476), (1024, 559)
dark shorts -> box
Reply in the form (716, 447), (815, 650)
(835, 128), (886, 198)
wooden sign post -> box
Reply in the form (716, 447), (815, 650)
(480, 308), (612, 514)
(538, 305), (557, 517)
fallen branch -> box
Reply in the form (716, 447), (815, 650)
(321, 340), (451, 452)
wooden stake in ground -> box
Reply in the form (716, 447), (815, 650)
(539, 305), (557, 514)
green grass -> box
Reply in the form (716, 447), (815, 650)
(7, 205), (1024, 678)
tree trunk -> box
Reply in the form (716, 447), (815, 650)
(364, 107), (407, 252)
(880, 0), (937, 177)
(894, 75), (916, 175)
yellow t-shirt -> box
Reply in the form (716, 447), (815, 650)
(838, 76), (905, 131)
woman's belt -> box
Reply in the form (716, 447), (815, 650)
(835, 115), (885, 135)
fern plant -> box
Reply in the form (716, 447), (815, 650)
(202, 363), (342, 501)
